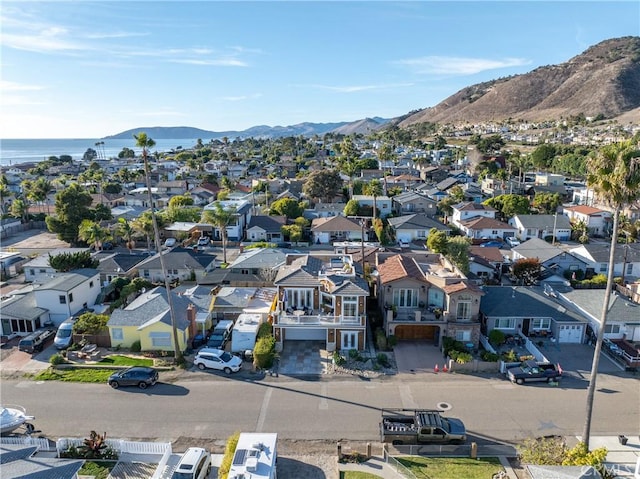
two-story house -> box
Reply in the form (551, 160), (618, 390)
(391, 191), (438, 217)
(351, 195), (392, 218)
(376, 253), (484, 348)
(509, 214), (572, 242)
(311, 216), (364, 245)
(563, 205), (612, 237)
(450, 202), (497, 230)
(203, 199), (253, 242)
(136, 248), (217, 283)
(272, 253), (369, 352)
(246, 215), (287, 243)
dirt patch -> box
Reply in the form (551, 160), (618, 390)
(2, 230), (70, 250)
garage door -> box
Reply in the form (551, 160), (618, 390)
(284, 328), (326, 341)
(557, 324), (583, 343)
(395, 325), (437, 341)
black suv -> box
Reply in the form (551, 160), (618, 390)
(18, 329), (55, 354)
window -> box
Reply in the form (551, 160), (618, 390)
(112, 328), (123, 340)
(89, 281), (94, 288)
(143, 269), (150, 278)
(494, 318), (515, 329)
(604, 324), (621, 334)
(600, 263), (607, 272)
(531, 318), (551, 330)
(393, 289), (418, 308)
(285, 289), (313, 309)
(30, 269), (35, 275)
(455, 330), (471, 341)
(59, 295), (66, 304)
(342, 296), (358, 317)
(150, 332), (172, 347)
(69, 293), (73, 303)
(626, 263), (633, 274)
(417, 230), (426, 238)
(39, 269), (46, 273)
(456, 301), (471, 320)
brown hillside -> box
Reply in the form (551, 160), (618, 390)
(399, 36), (640, 126)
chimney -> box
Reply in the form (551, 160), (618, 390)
(187, 304), (198, 338)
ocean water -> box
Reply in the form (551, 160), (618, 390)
(0, 138), (201, 166)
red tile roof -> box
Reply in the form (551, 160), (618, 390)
(564, 205), (606, 215)
(378, 254), (427, 284)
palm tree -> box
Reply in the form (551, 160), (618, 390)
(135, 132), (183, 364)
(132, 212), (155, 252)
(201, 202), (236, 265)
(117, 218), (136, 254)
(363, 179), (383, 220)
(582, 139), (640, 449)
(78, 219), (110, 250)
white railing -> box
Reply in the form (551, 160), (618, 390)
(278, 314), (362, 326)
(523, 337), (549, 363)
(150, 445), (175, 479)
(56, 437), (171, 457)
(479, 334), (497, 354)
(0, 436), (53, 451)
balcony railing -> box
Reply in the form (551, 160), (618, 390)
(277, 312), (364, 327)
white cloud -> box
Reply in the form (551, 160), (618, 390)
(84, 31), (150, 40)
(2, 31), (86, 53)
(395, 56), (531, 75)
(1, 80), (45, 92)
(304, 82), (414, 93)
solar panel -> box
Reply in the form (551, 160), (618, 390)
(232, 449), (247, 466)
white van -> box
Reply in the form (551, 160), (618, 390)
(172, 447), (211, 479)
(54, 319), (74, 350)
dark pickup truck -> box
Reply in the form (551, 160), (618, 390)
(380, 408), (467, 445)
(506, 360), (562, 384)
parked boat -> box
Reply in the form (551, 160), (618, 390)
(0, 405), (35, 434)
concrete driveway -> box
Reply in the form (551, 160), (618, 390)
(393, 340), (446, 374)
(539, 343), (625, 379)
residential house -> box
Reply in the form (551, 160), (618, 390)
(351, 194), (392, 218)
(246, 215), (287, 242)
(391, 191), (438, 217)
(208, 247), (288, 286)
(156, 179), (191, 196)
(559, 288), (640, 341)
(23, 248), (90, 283)
(107, 286), (196, 351)
(387, 214), (450, 244)
(0, 251), (26, 279)
(311, 216), (364, 245)
(450, 202), (497, 229)
(569, 243), (640, 282)
(173, 284), (219, 335)
(211, 286), (277, 321)
(415, 165), (449, 183)
(376, 253), (484, 347)
(511, 238), (589, 279)
(272, 253), (369, 351)
(469, 245), (506, 278)
(0, 444), (84, 479)
(509, 214), (572, 242)
(303, 202), (347, 220)
(136, 247), (217, 283)
(97, 253), (149, 287)
(457, 217), (517, 241)
(563, 205), (612, 237)
(1, 289), (50, 336)
(481, 286), (586, 343)
(203, 199), (253, 241)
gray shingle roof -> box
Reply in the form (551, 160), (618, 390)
(513, 214), (572, 229)
(387, 213), (450, 231)
(108, 286), (191, 329)
(480, 286), (585, 323)
(229, 248), (287, 270)
(560, 288), (640, 324)
(247, 215), (287, 232)
(136, 249), (216, 270)
(35, 269), (98, 292)
(512, 238), (569, 263)
(1, 444), (84, 479)
(0, 293), (48, 320)
(573, 243), (640, 263)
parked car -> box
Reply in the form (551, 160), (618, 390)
(506, 237), (521, 247)
(398, 240), (410, 249)
(193, 348), (242, 374)
(197, 236), (210, 247)
(480, 240), (504, 248)
(108, 366), (159, 389)
(173, 447), (212, 479)
(206, 320), (234, 349)
(18, 329), (55, 354)
(54, 319), (75, 350)
(164, 237), (177, 247)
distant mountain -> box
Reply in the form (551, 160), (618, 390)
(398, 36), (640, 127)
(104, 118), (391, 141)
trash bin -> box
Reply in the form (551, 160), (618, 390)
(618, 435), (628, 445)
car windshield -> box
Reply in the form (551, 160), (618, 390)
(220, 352), (233, 362)
(57, 329), (72, 338)
(173, 472), (193, 479)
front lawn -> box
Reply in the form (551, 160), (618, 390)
(397, 456), (504, 479)
(78, 461), (115, 479)
(98, 355), (154, 367)
(340, 472), (382, 479)
(35, 368), (113, 383)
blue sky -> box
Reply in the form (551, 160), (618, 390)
(1, 1), (639, 139)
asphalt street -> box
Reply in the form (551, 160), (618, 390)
(2, 370), (638, 445)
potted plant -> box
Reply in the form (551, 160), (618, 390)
(433, 308), (442, 319)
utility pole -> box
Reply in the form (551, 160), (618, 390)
(360, 219), (366, 274)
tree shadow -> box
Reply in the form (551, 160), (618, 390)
(276, 456), (332, 479)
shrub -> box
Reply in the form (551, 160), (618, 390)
(442, 337), (465, 357)
(257, 322), (273, 338)
(253, 334), (276, 370)
(130, 340), (141, 352)
(218, 431), (240, 479)
(375, 329), (388, 351)
(332, 351), (346, 366)
(488, 329), (506, 346)
(387, 335), (398, 348)
(376, 353), (390, 368)
(49, 353), (66, 365)
(454, 352), (473, 364)
(348, 349), (363, 361)
(502, 349), (518, 362)
(481, 351), (500, 362)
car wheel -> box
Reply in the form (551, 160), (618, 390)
(110, 381), (119, 389)
(516, 378), (524, 385)
(223, 367), (232, 374)
(138, 382), (148, 389)
(197, 363), (206, 370)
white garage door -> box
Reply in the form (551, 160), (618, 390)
(285, 328), (326, 341)
(558, 324), (583, 343)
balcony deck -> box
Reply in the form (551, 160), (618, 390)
(277, 312), (364, 327)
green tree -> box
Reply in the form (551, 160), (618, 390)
(363, 179), (384, 219)
(426, 228), (448, 253)
(73, 313), (109, 335)
(484, 194), (530, 220)
(48, 251), (99, 272)
(282, 224), (303, 244)
(532, 192), (562, 214)
(168, 195), (194, 209)
(445, 236), (470, 274)
(22, 177), (52, 215)
(582, 140), (640, 449)
(343, 199), (359, 217)
(269, 198), (303, 219)
(10, 197), (29, 222)
(201, 202), (237, 264)
(45, 183), (94, 245)
(132, 211), (155, 251)
(117, 218), (136, 253)
(302, 169), (343, 202)
(92, 203), (113, 221)
(0, 175), (10, 215)
(437, 197), (457, 224)
(78, 219), (111, 250)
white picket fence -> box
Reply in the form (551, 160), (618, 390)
(56, 437), (171, 457)
(0, 436), (53, 451)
